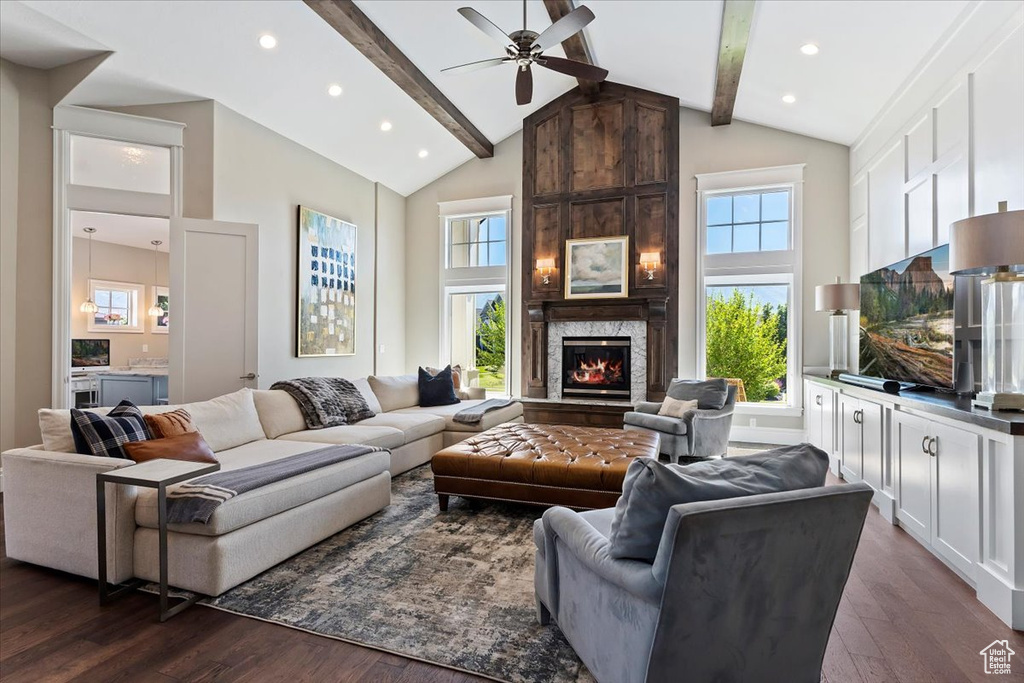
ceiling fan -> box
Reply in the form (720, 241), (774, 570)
(443, 1), (609, 105)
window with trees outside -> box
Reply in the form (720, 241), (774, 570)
(440, 199), (511, 395)
(696, 167), (803, 412)
(87, 279), (144, 333)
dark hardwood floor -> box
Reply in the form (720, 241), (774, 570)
(2, 476), (1022, 682)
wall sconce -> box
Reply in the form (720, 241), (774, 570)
(639, 252), (660, 280)
(536, 257), (556, 285)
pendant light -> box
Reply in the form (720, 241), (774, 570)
(148, 240), (164, 317)
(79, 228), (99, 314)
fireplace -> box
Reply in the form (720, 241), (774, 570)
(561, 337), (631, 400)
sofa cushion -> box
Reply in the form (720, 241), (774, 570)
(276, 424), (404, 450)
(135, 439), (390, 536)
(622, 412), (689, 436)
(418, 366), (460, 407)
(667, 378), (729, 410)
(368, 374), (419, 412)
(394, 400), (524, 432)
(70, 401), (150, 459)
(179, 389), (266, 452)
(359, 412), (445, 444)
(144, 409), (198, 438)
(252, 390), (307, 439)
(351, 377), (383, 415)
(608, 444), (830, 562)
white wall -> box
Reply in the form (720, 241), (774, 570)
(850, 3), (1024, 278)
(405, 111), (850, 437)
(375, 183), (407, 375)
(211, 102), (404, 386)
(71, 237), (170, 368)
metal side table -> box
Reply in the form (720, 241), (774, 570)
(97, 458), (220, 621)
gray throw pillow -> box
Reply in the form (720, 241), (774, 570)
(667, 378), (729, 409)
(607, 444), (830, 562)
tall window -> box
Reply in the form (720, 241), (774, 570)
(440, 198), (512, 395)
(697, 167), (803, 412)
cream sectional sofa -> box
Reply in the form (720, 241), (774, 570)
(1, 375), (522, 596)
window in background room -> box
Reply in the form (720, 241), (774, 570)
(441, 202), (512, 396)
(696, 167), (803, 412)
(87, 279), (144, 333)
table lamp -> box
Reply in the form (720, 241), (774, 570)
(815, 277), (860, 378)
(949, 204), (1024, 411)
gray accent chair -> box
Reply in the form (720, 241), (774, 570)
(534, 482), (874, 683)
(623, 382), (738, 462)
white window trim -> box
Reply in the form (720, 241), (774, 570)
(87, 279), (145, 334)
(696, 165), (804, 416)
(438, 197), (513, 396)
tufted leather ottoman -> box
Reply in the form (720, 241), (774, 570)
(430, 423), (660, 511)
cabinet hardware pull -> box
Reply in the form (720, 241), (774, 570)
(815, 395), (822, 406)
(922, 435), (930, 454)
(929, 436), (938, 457)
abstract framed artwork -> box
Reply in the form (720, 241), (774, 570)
(297, 206), (357, 357)
(151, 286), (169, 334)
(564, 235), (629, 299)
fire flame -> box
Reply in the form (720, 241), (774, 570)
(570, 357), (624, 385)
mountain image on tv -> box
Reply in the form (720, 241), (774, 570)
(859, 245), (954, 388)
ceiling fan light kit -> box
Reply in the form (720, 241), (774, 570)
(446, 1), (608, 105)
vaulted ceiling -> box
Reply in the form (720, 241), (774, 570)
(1, 0), (970, 195)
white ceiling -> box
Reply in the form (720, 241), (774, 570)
(2, 0), (972, 195)
(71, 211), (169, 252)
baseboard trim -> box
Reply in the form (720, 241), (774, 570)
(729, 426), (806, 446)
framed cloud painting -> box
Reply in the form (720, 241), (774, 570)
(297, 206), (357, 356)
(565, 236), (629, 299)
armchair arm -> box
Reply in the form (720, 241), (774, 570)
(633, 401), (663, 415)
(1, 447), (138, 584)
(682, 405), (735, 458)
(541, 507), (663, 614)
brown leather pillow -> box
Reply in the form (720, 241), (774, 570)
(144, 409), (198, 438)
(122, 431), (218, 464)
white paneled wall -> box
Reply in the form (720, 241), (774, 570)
(850, 5), (1024, 275)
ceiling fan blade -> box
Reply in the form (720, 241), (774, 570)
(457, 7), (512, 48)
(532, 5), (596, 52)
(516, 65), (533, 106)
(441, 57), (511, 74)
(539, 55), (608, 82)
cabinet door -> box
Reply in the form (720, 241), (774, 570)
(821, 387), (836, 456)
(932, 423), (981, 579)
(839, 396), (862, 480)
(98, 376), (155, 408)
(895, 412), (932, 540)
(860, 399), (884, 491)
(805, 382), (823, 449)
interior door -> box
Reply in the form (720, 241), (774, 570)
(169, 218), (259, 403)
(895, 412), (931, 540)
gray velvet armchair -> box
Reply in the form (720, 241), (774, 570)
(623, 380), (738, 462)
(534, 482), (874, 683)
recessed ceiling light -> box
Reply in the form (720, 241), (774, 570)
(258, 34), (277, 50)
(418, 149), (429, 159)
(800, 43), (819, 56)
(328, 84), (343, 97)
(782, 94), (797, 104)
(380, 121), (393, 132)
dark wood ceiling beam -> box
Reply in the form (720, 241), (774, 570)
(711, 0), (756, 126)
(305, 0), (494, 158)
(542, 0), (599, 97)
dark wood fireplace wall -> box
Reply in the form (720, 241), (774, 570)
(520, 82), (680, 401)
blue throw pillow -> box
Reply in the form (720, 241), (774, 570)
(418, 365), (460, 407)
(608, 444), (830, 562)
(71, 400), (151, 459)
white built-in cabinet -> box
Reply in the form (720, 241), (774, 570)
(803, 376), (1023, 629)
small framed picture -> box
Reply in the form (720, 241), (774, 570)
(151, 286), (169, 334)
(565, 236), (629, 299)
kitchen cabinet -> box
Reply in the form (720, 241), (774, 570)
(97, 374), (168, 408)
(804, 380), (836, 471)
(838, 395), (884, 491)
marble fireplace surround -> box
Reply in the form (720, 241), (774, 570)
(548, 321), (647, 403)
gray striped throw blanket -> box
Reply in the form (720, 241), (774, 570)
(452, 398), (516, 425)
(166, 444), (384, 524)
(270, 377), (374, 429)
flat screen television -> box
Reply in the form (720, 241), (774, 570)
(71, 339), (110, 371)
(858, 244), (955, 389)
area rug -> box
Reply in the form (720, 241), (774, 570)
(198, 466), (595, 683)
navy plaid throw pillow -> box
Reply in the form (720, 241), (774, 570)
(70, 400), (151, 459)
